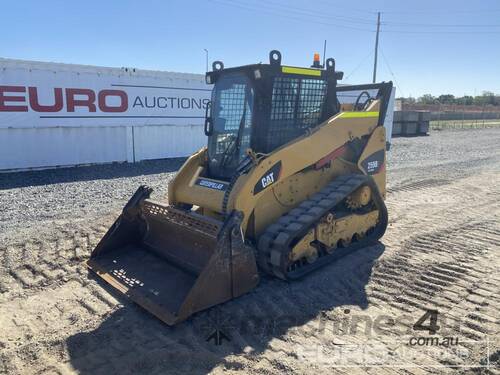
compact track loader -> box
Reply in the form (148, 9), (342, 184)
(88, 51), (393, 325)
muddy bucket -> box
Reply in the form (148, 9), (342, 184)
(87, 186), (259, 325)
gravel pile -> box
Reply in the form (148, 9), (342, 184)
(0, 158), (184, 234)
(388, 128), (499, 170)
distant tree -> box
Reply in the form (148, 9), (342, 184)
(397, 97), (416, 106)
(457, 96), (474, 105)
(397, 93), (498, 107)
(482, 91), (496, 105)
(474, 91), (497, 106)
(418, 94), (436, 104)
(396, 91), (500, 106)
(473, 95), (487, 106)
(437, 94), (455, 104)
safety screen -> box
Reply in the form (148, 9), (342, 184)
(264, 77), (326, 152)
(213, 83), (252, 155)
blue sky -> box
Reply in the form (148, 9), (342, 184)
(2, 0), (499, 97)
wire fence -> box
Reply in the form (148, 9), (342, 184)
(400, 102), (500, 131)
(431, 119), (500, 131)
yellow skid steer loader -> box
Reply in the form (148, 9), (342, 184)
(88, 51), (392, 325)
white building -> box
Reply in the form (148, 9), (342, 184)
(0, 58), (210, 171)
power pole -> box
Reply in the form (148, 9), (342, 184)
(372, 12), (380, 83)
(204, 49), (209, 72)
(322, 39), (327, 67)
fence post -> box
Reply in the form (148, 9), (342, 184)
(462, 99), (466, 129)
(482, 104), (486, 127)
(437, 101), (441, 129)
(453, 103), (457, 128)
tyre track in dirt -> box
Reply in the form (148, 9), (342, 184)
(386, 178), (452, 194)
(0, 220), (111, 303)
(373, 168), (500, 372)
(0, 128), (499, 374)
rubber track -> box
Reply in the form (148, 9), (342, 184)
(257, 174), (388, 280)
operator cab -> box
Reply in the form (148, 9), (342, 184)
(204, 50), (343, 180)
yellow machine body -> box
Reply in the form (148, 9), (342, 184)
(88, 51), (392, 325)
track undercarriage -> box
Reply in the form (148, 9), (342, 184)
(258, 174), (388, 280)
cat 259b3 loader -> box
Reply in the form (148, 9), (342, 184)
(88, 50), (393, 325)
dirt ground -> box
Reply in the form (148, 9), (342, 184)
(0, 128), (499, 374)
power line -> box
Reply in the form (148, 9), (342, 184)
(209, 0), (375, 28)
(379, 9), (500, 34)
(208, 0), (375, 31)
(312, 0), (378, 15)
(379, 9), (500, 14)
(255, 0), (500, 32)
(276, 0), (500, 16)
(258, 0), (376, 24)
(209, 0), (500, 34)
(343, 50), (373, 81)
(381, 28), (500, 34)
(379, 48), (405, 97)
(242, 0), (378, 24)
(383, 21), (500, 28)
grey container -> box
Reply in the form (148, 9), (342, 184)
(392, 122), (403, 135)
(404, 122), (418, 135)
(417, 111), (431, 121)
(394, 111), (419, 122)
(418, 121), (430, 135)
(403, 112), (419, 122)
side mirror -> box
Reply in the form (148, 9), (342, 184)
(204, 101), (213, 136)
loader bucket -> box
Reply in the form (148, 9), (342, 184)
(87, 186), (259, 325)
